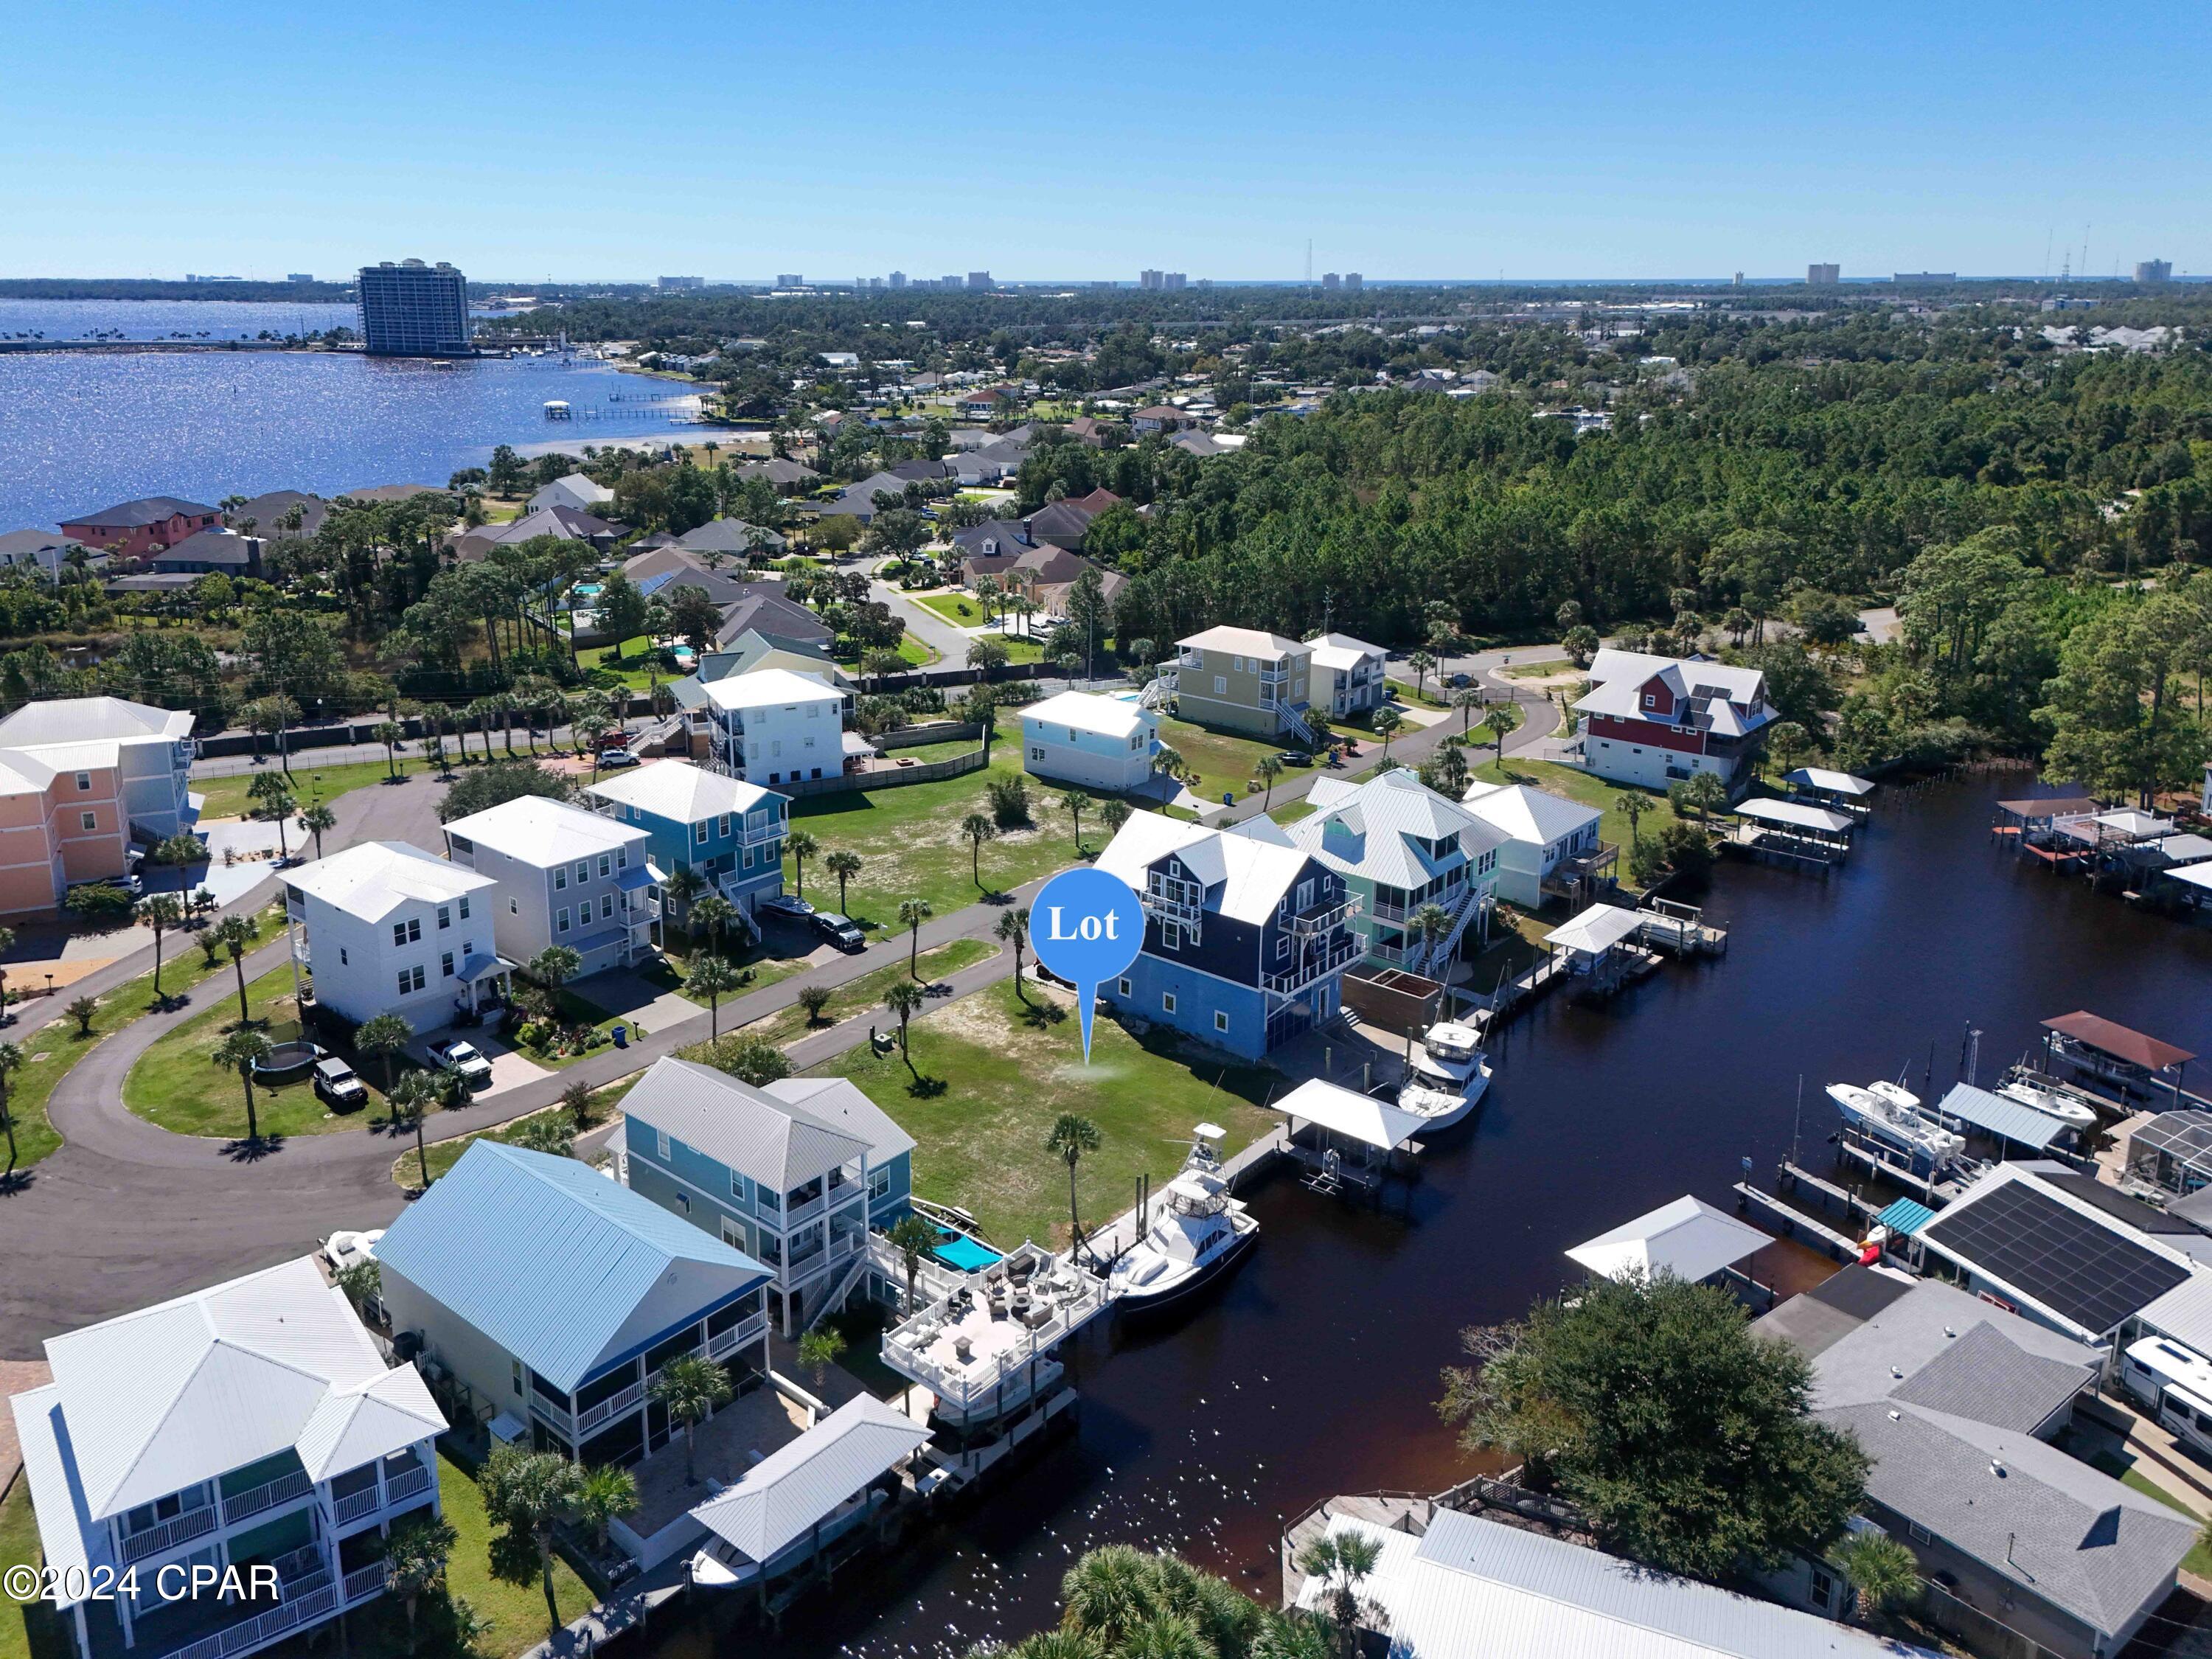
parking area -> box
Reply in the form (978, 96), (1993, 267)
(410, 1026), (554, 1099)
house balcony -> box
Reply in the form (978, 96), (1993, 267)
(1287, 896), (1361, 937)
(147, 1570), (336, 1659)
(534, 1374), (646, 1441)
(341, 1562), (389, 1605)
(705, 1310), (769, 1362)
(1540, 841), (1619, 899)
(1262, 929), (1363, 997)
(1141, 888), (1205, 931)
(222, 1470), (313, 1526)
(119, 1502), (218, 1565)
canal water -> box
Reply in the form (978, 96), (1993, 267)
(667, 775), (2212, 1659)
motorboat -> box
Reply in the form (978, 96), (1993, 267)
(1997, 1073), (2100, 1132)
(1411, 1020), (1488, 1088)
(1827, 1080), (1966, 1169)
(1396, 1074), (1482, 1132)
(1109, 1125), (1258, 1312)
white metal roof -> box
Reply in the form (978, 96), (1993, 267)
(279, 839), (497, 921)
(1096, 808), (1312, 924)
(1545, 903), (1646, 956)
(2166, 860), (2212, 894)
(1735, 798), (1855, 835)
(1460, 781), (1601, 846)
(1304, 631), (1387, 672)
(1291, 771), (1507, 888)
(588, 759), (783, 824)
(689, 1394), (929, 1564)
(1566, 1195), (1772, 1284)
(1020, 690), (1154, 740)
(699, 667), (846, 710)
(1176, 625), (1307, 659)
(0, 695), (192, 748)
(1301, 1510), (1933, 1659)
(2094, 808), (2173, 841)
(444, 794), (649, 868)
(1585, 647), (1767, 706)
(1785, 766), (1876, 797)
(2151, 834), (2212, 866)
(1272, 1079), (1425, 1150)
(31, 1256), (443, 1523)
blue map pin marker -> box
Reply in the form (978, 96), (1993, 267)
(1028, 867), (1145, 1063)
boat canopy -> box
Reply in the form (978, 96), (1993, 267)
(2166, 862), (2212, 894)
(1565, 1195), (1771, 1285)
(1784, 765), (1875, 798)
(2044, 1011), (2195, 1071)
(1544, 904), (1645, 956)
(1735, 797), (1855, 835)
(1272, 1079), (1425, 1151)
(689, 1394), (929, 1565)
(1923, 1082), (2068, 1151)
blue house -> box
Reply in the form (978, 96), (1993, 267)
(1093, 809), (1361, 1060)
(372, 1141), (773, 1470)
(621, 1058), (917, 1335)
(587, 759), (789, 930)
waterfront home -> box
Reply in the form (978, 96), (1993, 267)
(526, 472), (614, 514)
(58, 495), (220, 557)
(1302, 632), (1388, 717)
(0, 695), (199, 915)
(1573, 647), (1773, 790)
(1094, 809), (1360, 1059)
(1291, 1506), (1935, 1659)
(1756, 1264), (2190, 1659)
(8, 1257), (445, 1659)
(375, 1140), (773, 1467)
(1241, 769), (1500, 977)
(145, 527), (262, 577)
(278, 840), (506, 1031)
(586, 760), (788, 928)
(1167, 626), (1316, 742)
(228, 490), (327, 540)
(1566, 1194), (1773, 1288)
(0, 529), (92, 578)
(1019, 692), (1160, 793)
(442, 795), (659, 979)
(672, 667), (851, 787)
(621, 1058), (916, 1335)
(1458, 780), (1612, 909)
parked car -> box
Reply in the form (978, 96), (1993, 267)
(1275, 750), (1312, 767)
(759, 894), (815, 921)
(599, 730), (636, 749)
(813, 912), (867, 952)
(597, 748), (642, 768)
(428, 1038), (495, 1088)
(313, 1057), (368, 1107)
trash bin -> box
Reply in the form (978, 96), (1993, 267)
(611, 1024), (628, 1048)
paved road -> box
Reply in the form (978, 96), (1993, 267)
(0, 647), (1568, 1353)
(867, 560), (973, 669)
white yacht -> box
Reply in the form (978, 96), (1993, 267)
(1412, 1020), (1490, 1088)
(1397, 1077), (1480, 1132)
(1108, 1125), (1258, 1313)
(1997, 1073), (2100, 1132)
(1827, 1079), (1966, 1169)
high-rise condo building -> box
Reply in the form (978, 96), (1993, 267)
(356, 260), (472, 356)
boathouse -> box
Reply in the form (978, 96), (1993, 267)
(1728, 797), (1855, 865)
(1565, 1195), (1773, 1291)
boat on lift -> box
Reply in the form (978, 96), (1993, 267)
(1108, 1125), (1258, 1312)
(1827, 1078), (1966, 1169)
(1996, 1072), (2100, 1132)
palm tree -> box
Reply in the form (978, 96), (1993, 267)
(1830, 1531), (1923, 1625)
(0, 1041), (24, 1183)
(897, 897), (933, 977)
(1046, 1113), (1102, 1252)
(507, 1114), (576, 1158)
(886, 1211), (938, 1311)
(139, 894), (185, 1003)
(662, 863), (703, 927)
(1613, 790), (1649, 848)
(383, 1512), (459, 1656)
(1100, 799), (1132, 839)
(1297, 1534), (1382, 1659)
(689, 953), (742, 1040)
(1480, 700), (1523, 767)
(689, 893), (736, 959)
(1406, 901), (1453, 968)
(212, 1026), (274, 1144)
(824, 849), (863, 913)
(299, 801), (337, 861)
(212, 914), (258, 1022)
(796, 983), (834, 1025)
(66, 996), (97, 1037)
(785, 829), (819, 899)
(961, 812), (997, 888)
(355, 1012), (414, 1092)
(1405, 650), (1437, 700)
(1060, 790), (1086, 849)
(572, 1464), (639, 1554)
(374, 720), (405, 780)
(796, 1326), (847, 1387)
(389, 1069), (442, 1191)
(1061, 1544), (1157, 1650)
(480, 1447), (586, 1638)
(1255, 756), (1284, 807)
(883, 979), (926, 1077)
(1453, 686), (1486, 736)
(1370, 706), (1403, 762)
(154, 832), (203, 893)
(648, 1354), (732, 1486)
(526, 945), (583, 1010)
(996, 905), (1031, 1002)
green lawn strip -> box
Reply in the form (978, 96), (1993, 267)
(1268, 799), (1318, 824)
(391, 1079), (637, 1191)
(877, 737), (977, 765)
(716, 939), (996, 1052)
(122, 963), (363, 1140)
(0, 1478), (70, 1659)
(914, 591), (987, 626)
(192, 757), (431, 823)
(1467, 754), (1687, 852)
(782, 756), (1094, 924)
(2084, 1450), (2212, 1577)
(433, 1450), (595, 1654)
(811, 980), (1280, 1250)
(4, 910), (285, 1168)
(835, 635), (936, 670)
(1155, 717), (1303, 804)
(646, 931), (812, 1009)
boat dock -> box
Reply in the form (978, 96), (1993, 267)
(1481, 900), (1728, 1026)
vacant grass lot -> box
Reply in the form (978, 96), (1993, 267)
(720, 938), (996, 1052)
(1466, 754), (1687, 853)
(782, 754), (1093, 923)
(122, 964), (359, 1141)
(815, 980), (1280, 1248)
(192, 757), (432, 822)
(1157, 715), (1305, 803)
(914, 590), (987, 626)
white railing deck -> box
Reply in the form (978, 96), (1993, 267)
(706, 1310), (769, 1360)
(331, 1487), (380, 1526)
(383, 1464), (432, 1505)
(341, 1562), (388, 1604)
(121, 1503), (218, 1564)
(153, 1575), (335, 1659)
(223, 1470), (312, 1526)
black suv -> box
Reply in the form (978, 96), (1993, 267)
(813, 912), (867, 953)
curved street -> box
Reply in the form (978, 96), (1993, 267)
(0, 652), (1561, 1353)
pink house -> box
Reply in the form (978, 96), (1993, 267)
(0, 749), (131, 917)
(58, 495), (220, 558)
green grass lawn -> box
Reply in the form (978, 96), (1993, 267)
(914, 591), (987, 627)
(814, 980), (1281, 1249)
(783, 754), (1098, 925)
(122, 964), (361, 1141)
(712, 939), (996, 1052)
(2081, 1445), (2212, 1577)
(647, 929), (813, 1009)
(392, 1078), (637, 1191)
(1467, 753), (1686, 853)
(1, 908), (284, 1169)
(1156, 716), (1304, 804)
(836, 634), (937, 671)
(879, 736), (978, 765)
(431, 1450), (595, 1653)
(0, 1478), (69, 1659)
(192, 756), (431, 822)
(1269, 798), (1318, 824)
(576, 636), (667, 691)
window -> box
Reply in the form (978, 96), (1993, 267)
(74, 771), (91, 792)
(1213, 675), (1227, 695)
(655, 1129), (670, 1159)
(729, 1169), (743, 1199)
(718, 813), (732, 838)
(1809, 1568), (1835, 1613)
(1643, 693), (1655, 709)
(1162, 992), (1177, 1015)
(554, 866), (567, 889)
(80, 811), (97, 831)
(601, 894), (615, 920)
(512, 1360), (523, 1398)
(694, 821), (710, 846)
(675, 1192), (690, 1215)
(1117, 976), (1132, 995)
(1907, 1522), (1931, 1545)
(1214, 1010), (1229, 1033)
(441, 952), (454, 978)
(869, 1164), (891, 1203)
(437, 905), (451, 930)
(617, 847), (627, 869)
(509, 898), (518, 914)
(392, 919), (420, 946)
(595, 854), (608, 878)
(1162, 921), (1183, 950)
(459, 897), (470, 919)
(396, 966), (425, 995)
(1031, 747), (1046, 762)
(721, 1215), (744, 1249)
(557, 908), (571, 933)
(574, 860), (590, 886)
(1296, 878), (1315, 910)
(1275, 935), (1290, 961)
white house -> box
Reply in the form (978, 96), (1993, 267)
(526, 473), (615, 515)
(1460, 780), (1612, 908)
(7, 1257), (445, 1659)
(682, 667), (850, 787)
(1573, 648), (1774, 791)
(1019, 691), (1159, 792)
(1304, 632), (1389, 717)
(278, 841), (504, 1032)
(443, 796), (658, 980)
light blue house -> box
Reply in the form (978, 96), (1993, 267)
(621, 1058), (917, 1335)
(587, 759), (789, 929)
(373, 1140), (773, 1470)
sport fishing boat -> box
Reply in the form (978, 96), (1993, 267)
(1411, 1019), (1492, 1096)
(1827, 1078), (1966, 1169)
(1109, 1125), (1259, 1312)
(1396, 1077), (1481, 1132)
(1996, 1071), (2100, 1132)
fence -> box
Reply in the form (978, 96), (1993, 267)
(777, 746), (991, 798)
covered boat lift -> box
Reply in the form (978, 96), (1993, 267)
(1728, 796), (1855, 868)
(1270, 1078), (1425, 1197)
(1991, 793), (2102, 864)
(1917, 1081), (2076, 1155)
(1566, 1195), (1773, 1291)
(1543, 902), (1658, 999)
(1784, 765), (1877, 817)
(2042, 1010), (2195, 1105)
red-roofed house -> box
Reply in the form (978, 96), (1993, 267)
(1572, 648), (1774, 790)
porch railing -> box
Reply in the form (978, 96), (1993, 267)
(223, 1471), (312, 1526)
(705, 1310), (768, 1361)
(568, 1379), (644, 1438)
(121, 1503), (218, 1565)
(152, 1574), (334, 1659)
(383, 1465), (432, 1506)
(341, 1562), (389, 1604)
(332, 1488), (380, 1527)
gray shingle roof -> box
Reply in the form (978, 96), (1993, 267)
(62, 495), (217, 528)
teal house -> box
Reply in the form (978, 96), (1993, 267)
(587, 759), (789, 931)
(621, 1058), (916, 1336)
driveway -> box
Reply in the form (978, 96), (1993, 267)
(869, 561), (973, 667)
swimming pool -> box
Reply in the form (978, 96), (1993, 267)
(932, 1233), (1002, 1271)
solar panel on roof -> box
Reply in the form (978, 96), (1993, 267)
(1922, 1181), (2188, 1335)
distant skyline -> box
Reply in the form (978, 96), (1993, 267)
(8, 1), (2206, 283)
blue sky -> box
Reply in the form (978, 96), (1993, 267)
(8, 1), (2206, 282)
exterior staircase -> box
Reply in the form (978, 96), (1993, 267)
(1405, 879), (1486, 979)
(1277, 701), (1317, 746)
(1141, 668), (1178, 711)
(802, 1249), (869, 1333)
(712, 871), (762, 943)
